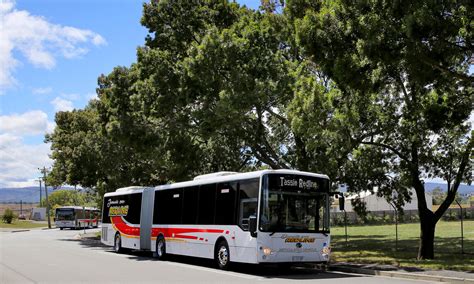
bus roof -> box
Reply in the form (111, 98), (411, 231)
(55, 206), (99, 210)
(105, 169), (329, 197)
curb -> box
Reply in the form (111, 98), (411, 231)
(329, 265), (474, 283)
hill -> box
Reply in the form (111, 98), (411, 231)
(0, 186), (75, 203)
(425, 182), (474, 195)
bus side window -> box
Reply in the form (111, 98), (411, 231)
(215, 182), (237, 225)
(238, 179), (259, 231)
(155, 188), (183, 224)
(197, 183), (216, 225)
(182, 186), (198, 224)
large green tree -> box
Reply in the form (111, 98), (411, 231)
(288, 0), (473, 259)
(96, 0), (347, 183)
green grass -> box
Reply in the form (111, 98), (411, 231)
(331, 220), (474, 271)
(0, 220), (49, 229)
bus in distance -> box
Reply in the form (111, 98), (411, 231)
(100, 170), (334, 269)
(55, 206), (100, 230)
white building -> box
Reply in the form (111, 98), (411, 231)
(336, 189), (432, 212)
(31, 207), (47, 221)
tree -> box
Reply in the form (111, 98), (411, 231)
(2, 208), (16, 224)
(431, 187), (446, 205)
(44, 190), (85, 207)
(46, 101), (167, 198)
(97, 0), (349, 185)
(288, 0), (473, 259)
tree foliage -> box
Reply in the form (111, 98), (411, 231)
(287, 0), (473, 259)
(94, 0), (346, 183)
(2, 208), (16, 224)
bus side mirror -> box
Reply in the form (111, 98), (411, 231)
(339, 195), (345, 211)
(249, 215), (257, 237)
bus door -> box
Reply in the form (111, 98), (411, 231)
(239, 198), (258, 231)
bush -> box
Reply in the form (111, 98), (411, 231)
(2, 208), (16, 224)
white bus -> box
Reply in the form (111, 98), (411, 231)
(101, 170), (336, 269)
(55, 206), (100, 230)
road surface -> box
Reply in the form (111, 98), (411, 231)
(0, 228), (436, 283)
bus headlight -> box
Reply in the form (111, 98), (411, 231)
(263, 247), (273, 256)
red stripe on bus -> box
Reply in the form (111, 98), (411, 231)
(110, 217), (226, 241)
(173, 234), (198, 240)
(111, 216), (140, 236)
(151, 228), (224, 238)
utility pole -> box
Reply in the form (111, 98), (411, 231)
(37, 178), (43, 207)
(40, 167), (51, 229)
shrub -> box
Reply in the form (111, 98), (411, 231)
(2, 208), (16, 224)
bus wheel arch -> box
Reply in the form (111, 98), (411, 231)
(155, 234), (166, 260)
(214, 237), (230, 270)
(114, 232), (123, 253)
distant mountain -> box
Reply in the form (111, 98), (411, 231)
(424, 182), (474, 195)
(338, 182), (473, 195)
(0, 186), (75, 203)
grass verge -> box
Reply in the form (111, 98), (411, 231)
(331, 220), (474, 271)
(0, 220), (49, 229)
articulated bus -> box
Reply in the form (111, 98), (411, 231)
(55, 206), (100, 230)
(101, 170), (335, 269)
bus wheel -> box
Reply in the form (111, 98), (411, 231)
(114, 233), (123, 253)
(59, 227), (63, 230)
(155, 236), (166, 260)
(215, 240), (230, 270)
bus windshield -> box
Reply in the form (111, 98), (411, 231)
(56, 209), (75, 221)
(259, 174), (329, 234)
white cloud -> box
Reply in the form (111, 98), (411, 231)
(32, 87), (52, 94)
(0, 133), (52, 188)
(86, 92), (98, 101)
(0, 110), (50, 136)
(0, 109), (55, 187)
(46, 121), (56, 134)
(60, 93), (80, 101)
(51, 97), (74, 112)
(0, 0), (106, 89)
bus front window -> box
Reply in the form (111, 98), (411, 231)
(259, 174), (329, 234)
(56, 209), (75, 221)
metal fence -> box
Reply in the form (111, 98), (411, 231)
(330, 207), (474, 226)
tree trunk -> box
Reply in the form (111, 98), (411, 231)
(418, 209), (436, 259)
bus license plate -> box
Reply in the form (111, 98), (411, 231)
(292, 256), (303, 261)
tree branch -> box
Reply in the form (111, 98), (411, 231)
(421, 57), (474, 83)
(265, 108), (290, 126)
(434, 136), (474, 221)
(360, 140), (411, 163)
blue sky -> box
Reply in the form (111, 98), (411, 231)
(0, 0), (260, 187)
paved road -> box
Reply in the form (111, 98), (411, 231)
(1, 228), (436, 283)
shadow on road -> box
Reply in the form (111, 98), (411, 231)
(60, 236), (361, 280)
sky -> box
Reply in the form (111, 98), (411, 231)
(0, 0), (261, 188)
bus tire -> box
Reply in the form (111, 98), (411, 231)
(59, 227), (63, 230)
(114, 233), (123, 253)
(155, 236), (166, 260)
(215, 240), (230, 270)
